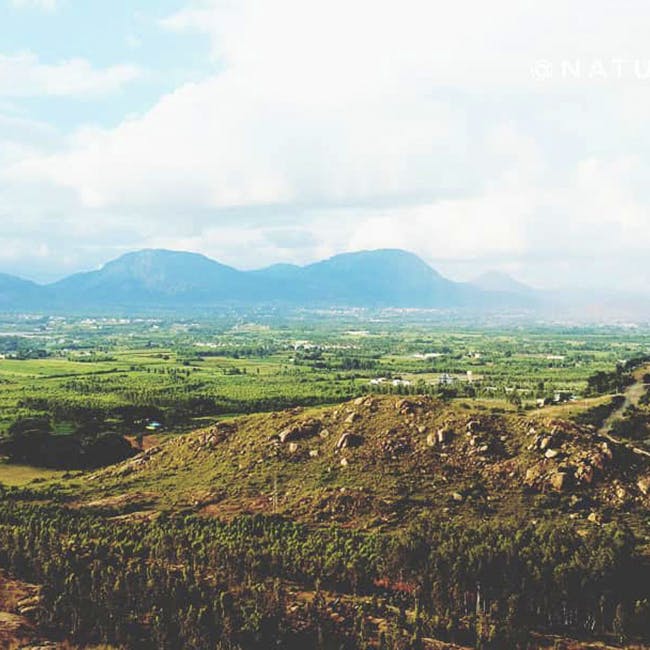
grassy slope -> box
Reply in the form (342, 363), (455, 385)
(62, 395), (650, 537)
(0, 460), (67, 486)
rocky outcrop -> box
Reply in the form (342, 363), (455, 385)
(279, 419), (322, 443)
(335, 432), (363, 451)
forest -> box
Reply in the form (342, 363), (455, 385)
(0, 494), (648, 649)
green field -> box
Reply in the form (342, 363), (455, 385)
(0, 460), (67, 486)
(0, 314), (647, 440)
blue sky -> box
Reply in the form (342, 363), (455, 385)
(1, 0), (650, 292)
(0, 0), (211, 129)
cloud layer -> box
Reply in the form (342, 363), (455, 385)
(2, 0), (650, 291)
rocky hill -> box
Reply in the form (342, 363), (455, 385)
(82, 395), (650, 531)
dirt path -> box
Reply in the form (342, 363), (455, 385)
(597, 368), (650, 460)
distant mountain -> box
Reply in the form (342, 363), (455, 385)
(50, 250), (254, 307)
(0, 248), (546, 314)
(0, 273), (47, 309)
(471, 271), (535, 295)
(292, 249), (461, 307)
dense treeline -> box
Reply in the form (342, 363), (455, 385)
(0, 498), (647, 648)
(585, 355), (650, 396)
(586, 368), (634, 396)
(0, 416), (135, 469)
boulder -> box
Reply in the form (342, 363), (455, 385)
(544, 448), (560, 459)
(340, 457), (349, 467)
(550, 471), (568, 491)
(395, 398), (417, 415)
(600, 442), (613, 461)
(525, 467), (540, 484)
(278, 419), (321, 443)
(345, 412), (360, 424)
(426, 432), (437, 447)
(309, 449), (320, 458)
(335, 432), (363, 450)
(587, 512), (602, 524)
(437, 428), (453, 444)
(288, 442), (299, 454)
(638, 476), (650, 496)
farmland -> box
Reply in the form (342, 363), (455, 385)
(0, 314), (646, 439)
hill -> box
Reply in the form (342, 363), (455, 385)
(6, 385), (650, 648)
(79, 393), (650, 530)
(0, 273), (47, 310)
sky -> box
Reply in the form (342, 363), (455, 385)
(1, 0), (650, 291)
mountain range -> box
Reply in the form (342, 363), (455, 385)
(0, 247), (646, 319)
(0, 248), (541, 314)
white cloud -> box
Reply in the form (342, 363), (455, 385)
(4, 0), (650, 289)
(0, 52), (141, 97)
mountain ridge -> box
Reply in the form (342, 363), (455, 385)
(0, 248), (537, 313)
(2, 248), (645, 319)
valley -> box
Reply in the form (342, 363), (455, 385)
(1, 315), (650, 648)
